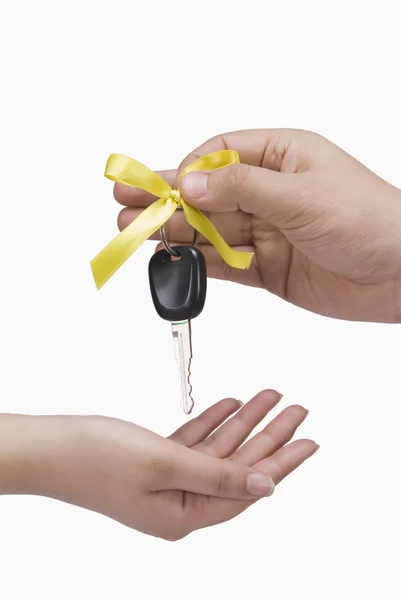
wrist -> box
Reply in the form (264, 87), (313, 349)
(0, 414), (82, 497)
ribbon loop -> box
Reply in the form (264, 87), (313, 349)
(91, 150), (254, 289)
(105, 154), (171, 198)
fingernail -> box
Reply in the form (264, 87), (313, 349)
(237, 400), (244, 407)
(181, 172), (208, 199)
(246, 473), (275, 497)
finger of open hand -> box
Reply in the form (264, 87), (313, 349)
(193, 390), (282, 458)
(188, 439), (319, 532)
(113, 169), (177, 207)
(168, 398), (242, 447)
(118, 207), (253, 246)
(231, 405), (309, 466)
(255, 438), (319, 485)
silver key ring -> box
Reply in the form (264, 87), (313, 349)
(160, 208), (199, 257)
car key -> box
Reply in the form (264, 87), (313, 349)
(171, 320), (193, 414)
(148, 245), (207, 414)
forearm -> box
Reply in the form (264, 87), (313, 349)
(0, 414), (80, 497)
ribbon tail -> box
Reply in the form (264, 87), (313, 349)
(91, 198), (177, 289)
(182, 202), (254, 270)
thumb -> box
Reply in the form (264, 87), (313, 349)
(180, 163), (300, 224)
(167, 446), (275, 500)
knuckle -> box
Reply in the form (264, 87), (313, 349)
(241, 214), (253, 242)
(271, 173), (311, 226)
(215, 465), (232, 497)
(201, 434), (218, 449)
(230, 450), (248, 465)
(259, 430), (276, 445)
(223, 163), (254, 193)
(167, 430), (189, 447)
(220, 257), (235, 283)
(286, 128), (323, 144)
(264, 133), (292, 170)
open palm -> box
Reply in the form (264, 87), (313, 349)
(159, 391), (315, 538)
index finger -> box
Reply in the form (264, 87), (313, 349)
(114, 169), (177, 207)
(174, 128), (299, 186)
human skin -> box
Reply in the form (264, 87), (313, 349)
(116, 129), (401, 323)
(0, 390), (317, 540)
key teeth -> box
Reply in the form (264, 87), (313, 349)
(185, 357), (194, 414)
(185, 397), (194, 415)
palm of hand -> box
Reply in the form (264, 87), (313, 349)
(249, 177), (401, 323)
(249, 215), (384, 321)
(156, 392), (313, 540)
(89, 392), (315, 541)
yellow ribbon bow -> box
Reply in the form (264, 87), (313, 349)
(90, 149), (254, 289)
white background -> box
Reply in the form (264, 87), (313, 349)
(0, 1), (400, 598)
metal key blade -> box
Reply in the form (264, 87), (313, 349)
(172, 320), (194, 414)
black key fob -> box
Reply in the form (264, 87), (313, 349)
(148, 246), (207, 321)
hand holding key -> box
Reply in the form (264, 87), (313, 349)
(2, 390), (315, 540)
(117, 129), (401, 323)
